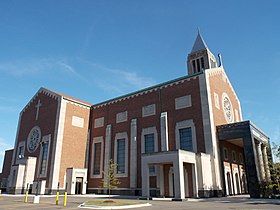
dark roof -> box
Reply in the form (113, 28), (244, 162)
(191, 31), (208, 53)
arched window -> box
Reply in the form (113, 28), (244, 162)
(226, 172), (232, 195)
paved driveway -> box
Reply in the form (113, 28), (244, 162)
(0, 194), (279, 210)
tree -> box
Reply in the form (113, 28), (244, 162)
(272, 142), (280, 162)
(100, 159), (120, 200)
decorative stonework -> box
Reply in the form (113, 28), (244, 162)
(116, 111), (128, 123)
(222, 93), (234, 123)
(175, 95), (192, 110)
(72, 116), (84, 128)
(142, 104), (156, 117)
(27, 126), (41, 153)
(94, 117), (104, 128)
(214, 92), (220, 109)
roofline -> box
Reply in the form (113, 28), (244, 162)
(249, 121), (270, 140)
(92, 71), (203, 108)
(62, 96), (92, 108)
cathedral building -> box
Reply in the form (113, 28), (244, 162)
(0, 32), (271, 199)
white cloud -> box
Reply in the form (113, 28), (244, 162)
(0, 58), (89, 83)
(79, 59), (156, 94)
(0, 106), (18, 113)
(57, 61), (90, 85)
(0, 58), (53, 77)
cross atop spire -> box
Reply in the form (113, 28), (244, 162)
(191, 30), (208, 53)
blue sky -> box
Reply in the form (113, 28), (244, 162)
(0, 0), (280, 170)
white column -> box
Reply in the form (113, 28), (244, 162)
(262, 144), (271, 181)
(192, 163), (198, 198)
(130, 119), (137, 188)
(104, 125), (112, 185)
(141, 161), (150, 198)
(160, 112), (169, 151)
(173, 160), (185, 199)
(159, 165), (164, 196)
(256, 141), (265, 181)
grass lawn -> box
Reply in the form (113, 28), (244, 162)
(84, 199), (146, 206)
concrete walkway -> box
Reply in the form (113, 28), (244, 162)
(0, 194), (280, 209)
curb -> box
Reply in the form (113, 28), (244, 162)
(78, 202), (151, 209)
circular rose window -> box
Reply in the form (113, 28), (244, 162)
(27, 126), (41, 153)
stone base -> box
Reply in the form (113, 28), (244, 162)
(33, 195), (40, 203)
(198, 189), (223, 198)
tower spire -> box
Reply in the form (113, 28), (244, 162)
(187, 31), (217, 75)
(191, 29), (208, 53)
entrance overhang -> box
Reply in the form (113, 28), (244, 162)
(217, 120), (270, 198)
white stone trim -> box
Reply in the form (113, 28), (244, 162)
(49, 97), (66, 190)
(175, 95), (192, 110)
(38, 134), (51, 178)
(203, 71), (222, 190)
(141, 150), (198, 199)
(103, 125), (112, 182)
(130, 119), (137, 188)
(142, 104), (156, 117)
(116, 111), (128, 123)
(91, 136), (104, 178)
(221, 92), (234, 123)
(141, 126), (158, 154)
(214, 92), (220, 109)
(114, 132), (128, 177)
(160, 112), (169, 152)
(26, 126), (42, 153)
(232, 167), (241, 194)
(175, 119), (197, 153)
(66, 168), (88, 195)
(235, 109), (240, 122)
(94, 117), (104, 128)
(71, 116), (84, 128)
(141, 126), (158, 176)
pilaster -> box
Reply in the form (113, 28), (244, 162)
(130, 119), (137, 188)
(160, 112), (169, 151)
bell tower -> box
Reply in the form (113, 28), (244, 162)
(187, 31), (217, 75)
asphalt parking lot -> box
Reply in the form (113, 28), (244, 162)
(0, 194), (280, 210)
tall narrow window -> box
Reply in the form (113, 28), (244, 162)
(224, 148), (228, 160)
(39, 141), (49, 176)
(192, 60), (196, 72)
(144, 134), (155, 173)
(116, 139), (126, 174)
(200, 57), (205, 70)
(144, 134), (154, 154)
(179, 127), (193, 151)
(93, 142), (102, 175)
(196, 59), (200, 72)
(239, 153), (243, 164)
(18, 146), (24, 158)
(232, 151), (236, 162)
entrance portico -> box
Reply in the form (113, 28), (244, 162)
(141, 150), (198, 200)
(217, 121), (271, 198)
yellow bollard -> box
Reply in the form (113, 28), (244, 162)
(63, 192), (67, 206)
(55, 191), (59, 205)
(24, 190), (28, 203)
